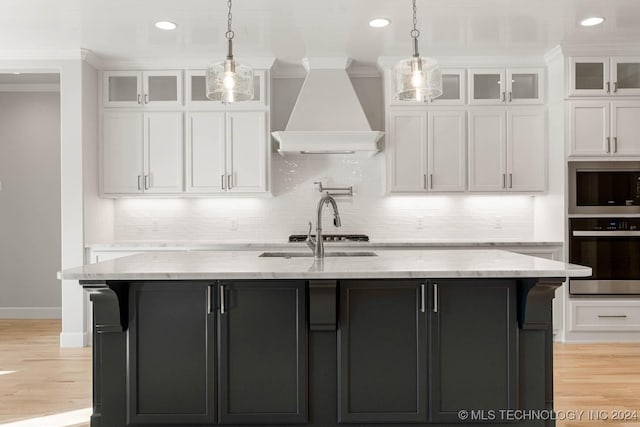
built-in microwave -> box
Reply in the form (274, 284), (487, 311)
(569, 162), (640, 215)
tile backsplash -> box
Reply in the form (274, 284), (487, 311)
(112, 154), (534, 242)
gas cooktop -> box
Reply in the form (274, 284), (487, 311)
(288, 234), (369, 243)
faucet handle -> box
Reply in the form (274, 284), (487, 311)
(306, 222), (316, 251)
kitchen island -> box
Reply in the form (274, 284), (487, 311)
(59, 249), (590, 427)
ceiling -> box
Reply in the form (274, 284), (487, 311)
(2, 0), (640, 69)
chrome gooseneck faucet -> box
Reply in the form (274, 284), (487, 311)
(307, 192), (342, 259)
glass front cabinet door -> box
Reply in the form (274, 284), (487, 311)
(469, 68), (543, 105)
(103, 71), (183, 107)
(570, 57), (640, 97)
(611, 57), (640, 96)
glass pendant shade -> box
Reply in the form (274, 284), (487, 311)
(394, 56), (442, 102)
(206, 58), (254, 103)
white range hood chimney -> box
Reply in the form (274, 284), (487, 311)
(272, 57), (384, 156)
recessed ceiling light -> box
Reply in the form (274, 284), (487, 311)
(369, 18), (391, 28)
(580, 17), (605, 27)
(155, 21), (177, 30)
(12, 72), (21, 75)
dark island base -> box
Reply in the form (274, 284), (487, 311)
(85, 278), (561, 427)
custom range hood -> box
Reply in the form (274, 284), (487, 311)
(272, 58), (384, 156)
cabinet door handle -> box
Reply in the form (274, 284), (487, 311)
(137, 175), (143, 190)
(221, 174), (226, 190)
(228, 174), (233, 190)
(501, 91), (506, 102)
(207, 285), (213, 314)
(423, 174), (427, 190)
(144, 94), (149, 104)
(220, 285), (226, 314)
(606, 137), (611, 153)
(597, 314), (627, 318)
(433, 284), (438, 313)
(508, 92), (512, 102)
(420, 284), (426, 313)
(502, 173), (506, 189)
(509, 173), (513, 189)
(137, 94), (141, 104)
(613, 82), (618, 93)
(430, 174), (433, 189)
(613, 137), (618, 153)
(144, 175), (150, 190)
(606, 82), (611, 93)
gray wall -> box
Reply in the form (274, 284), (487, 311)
(0, 91), (61, 317)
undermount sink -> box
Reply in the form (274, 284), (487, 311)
(259, 251), (377, 258)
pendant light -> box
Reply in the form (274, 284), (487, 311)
(206, 0), (254, 103)
(394, 0), (442, 102)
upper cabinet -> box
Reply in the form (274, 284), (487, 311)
(103, 71), (183, 108)
(186, 70), (267, 108)
(569, 57), (640, 97)
(389, 68), (466, 106)
(469, 68), (544, 105)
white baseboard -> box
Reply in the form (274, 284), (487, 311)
(59, 331), (90, 348)
(0, 307), (61, 319)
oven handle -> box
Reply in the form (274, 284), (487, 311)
(573, 230), (640, 237)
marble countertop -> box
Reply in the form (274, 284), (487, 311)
(60, 249), (590, 281)
(87, 240), (563, 251)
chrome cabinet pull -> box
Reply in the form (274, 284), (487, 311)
(606, 82), (611, 93)
(228, 174), (233, 190)
(502, 173), (506, 189)
(423, 174), (427, 190)
(220, 285), (226, 314)
(221, 174), (226, 190)
(144, 175), (150, 190)
(613, 82), (618, 93)
(137, 94), (141, 104)
(420, 284), (426, 313)
(433, 284), (438, 313)
(509, 173), (513, 189)
(144, 94), (149, 104)
(613, 137), (618, 153)
(606, 137), (611, 153)
(508, 92), (512, 102)
(501, 91), (506, 102)
(430, 174), (433, 189)
(598, 314), (627, 318)
(137, 175), (143, 190)
(207, 285), (213, 314)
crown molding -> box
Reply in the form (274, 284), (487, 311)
(561, 41), (640, 56)
(377, 55), (546, 70)
(80, 49), (103, 69)
(97, 56), (276, 71)
(543, 45), (564, 65)
(302, 57), (352, 71)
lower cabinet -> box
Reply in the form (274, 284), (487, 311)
(127, 281), (307, 425)
(338, 280), (429, 423)
(429, 280), (518, 422)
(128, 282), (216, 424)
(218, 280), (307, 424)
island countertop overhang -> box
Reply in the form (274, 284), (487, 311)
(58, 249), (591, 281)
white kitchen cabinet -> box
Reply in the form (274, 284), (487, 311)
(569, 56), (640, 97)
(569, 100), (640, 157)
(103, 70), (183, 108)
(388, 69), (465, 106)
(469, 68), (544, 105)
(186, 111), (267, 194)
(388, 110), (465, 192)
(186, 70), (266, 108)
(468, 108), (545, 192)
(102, 111), (183, 195)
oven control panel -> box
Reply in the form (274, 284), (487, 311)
(571, 218), (640, 231)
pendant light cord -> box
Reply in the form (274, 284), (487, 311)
(226, 0), (234, 59)
(410, 0), (420, 57)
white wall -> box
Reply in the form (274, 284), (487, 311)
(0, 91), (61, 318)
(110, 75), (537, 243)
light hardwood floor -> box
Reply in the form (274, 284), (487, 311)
(1, 320), (640, 426)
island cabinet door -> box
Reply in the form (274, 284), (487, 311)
(338, 280), (428, 423)
(128, 282), (216, 425)
(429, 280), (518, 423)
(217, 280), (307, 424)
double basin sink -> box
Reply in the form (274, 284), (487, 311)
(260, 251), (377, 259)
